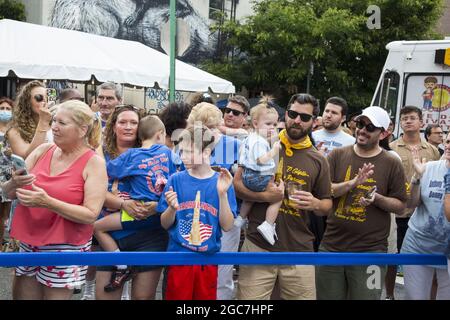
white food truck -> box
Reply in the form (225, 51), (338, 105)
(371, 40), (450, 137)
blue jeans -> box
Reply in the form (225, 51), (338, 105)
(242, 168), (272, 192)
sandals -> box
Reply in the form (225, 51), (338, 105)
(104, 268), (133, 292)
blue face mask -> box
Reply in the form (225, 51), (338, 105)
(0, 110), (12, 122)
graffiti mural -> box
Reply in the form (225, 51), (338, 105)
(146, 88), (184, 110)
(50, 0), (214, 64)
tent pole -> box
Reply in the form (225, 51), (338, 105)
(169, 0), (176, 103)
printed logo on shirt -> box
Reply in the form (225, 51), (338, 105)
(335, 165), (376, 223)
(428, 180), (444, 200)
(179, 219), (213, 244)
(140, 153), (170, 195)
(177, 191), (215, 251)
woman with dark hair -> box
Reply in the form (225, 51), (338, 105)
(95, 105), (167, 300)
(0, 97), (14, 249)
(0, 97), (14, 138)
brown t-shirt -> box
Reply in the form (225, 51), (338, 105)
(246, 145), (332, 252)
(321, 145), (407, 253)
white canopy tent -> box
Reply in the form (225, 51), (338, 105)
(0, 19), (235, 93)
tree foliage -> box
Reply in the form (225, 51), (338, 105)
(203, 0), (444, 112)
(0, 0), (26, 21)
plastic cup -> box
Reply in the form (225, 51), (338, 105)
(287, 181), (302, 202)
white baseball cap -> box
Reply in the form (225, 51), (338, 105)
(356, 106), (390, 131)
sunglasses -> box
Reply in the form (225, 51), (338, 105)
(224, 107), (245, 116)
(287, 110), (313, 122)
(116, 104), (140, 112)
(34, 94), (45, 102)
(355, 120), (380, 133)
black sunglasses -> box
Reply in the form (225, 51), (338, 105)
(355, 120), (380, 133)
(224, 107), (245, 116)
(34, 94), (45, 102)
(287, 110), (313, 122)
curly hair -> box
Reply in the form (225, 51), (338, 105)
(11, 80), (46, 143)
(104, 105), (143, 159)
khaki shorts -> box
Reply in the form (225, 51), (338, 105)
(236, 238), (316, 300)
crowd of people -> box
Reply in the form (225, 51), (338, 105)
(0, 81), (449, 301)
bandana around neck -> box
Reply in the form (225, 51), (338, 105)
(279, 129), (312, 157)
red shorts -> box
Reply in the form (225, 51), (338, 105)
(165, 265), (218, 300)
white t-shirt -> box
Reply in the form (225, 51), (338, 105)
(312, 129), (355, 156)
(238, 132), (274, 175)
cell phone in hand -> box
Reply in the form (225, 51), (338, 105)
(365, 186), (377, 199)
(47, 88), (57, 103)
(10, 154), (28, 175)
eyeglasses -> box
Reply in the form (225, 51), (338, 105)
(400, 116), (419, 122)
(430, 131), (444, 135)
(224, 107), (245, 116)
(287, 110), (313, 122)
(355, 120), (380, 133)
(34, 94), (45, 102)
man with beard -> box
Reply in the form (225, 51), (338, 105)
(312, 97), (355, 157)
(316, 106), (407, 300)
(234, 93), (332, 300)
(310, 97), (356, 249)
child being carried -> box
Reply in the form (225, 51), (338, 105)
(235, 103), (283, 245)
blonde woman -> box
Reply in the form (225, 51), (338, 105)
(3, 100), (107, 300)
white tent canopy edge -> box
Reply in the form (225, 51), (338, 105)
(0, 19), (235, 94)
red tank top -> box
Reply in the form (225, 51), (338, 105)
(11, 145), (96, 246)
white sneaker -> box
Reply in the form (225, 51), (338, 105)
(234, 215), (247, 229)
(80, 292), (95, 300)
(80, 280), (96, 300)
(257, 221), (277, 245)
(121, 280), (131, 300)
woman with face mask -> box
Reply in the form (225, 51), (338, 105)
(0, 97), (14, 249)
(0, 97), (14, 139)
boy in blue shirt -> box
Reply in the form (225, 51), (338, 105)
(157, 126), (237, 300)
(94, 115), (177, 292)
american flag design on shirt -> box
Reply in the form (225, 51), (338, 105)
(179, 219), (213, 244)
